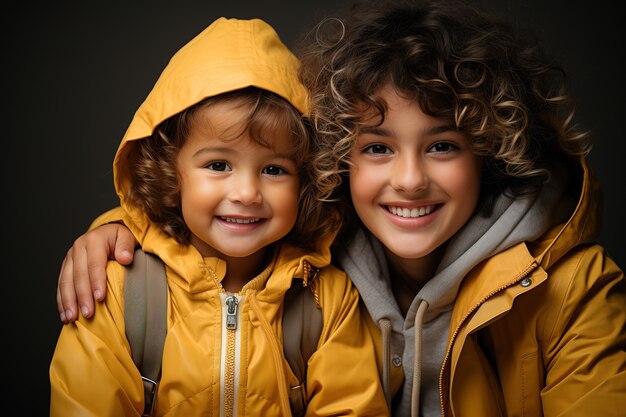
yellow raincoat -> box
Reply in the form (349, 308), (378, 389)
(440, 160), (626, 416)
(49, 17), (389, 417)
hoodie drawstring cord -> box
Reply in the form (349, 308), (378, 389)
(411, 300), (429, 417)
(378, 318), (392, 411)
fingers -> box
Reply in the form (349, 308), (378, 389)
(56, 223), (138, 324)
(57, 246), (83, 323)
(113, 224), (137, 266)
(73, 238), (97, 319)
(80, 224), (122, 309)
(57, 247), (80, 323)
(81, 223), (137, 308)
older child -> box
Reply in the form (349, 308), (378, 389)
(49, 17), (388, 417)
(56, 1), (626, 416)
(298, 1), (626, 415)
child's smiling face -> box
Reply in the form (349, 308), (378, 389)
(348, 85), (482, 261)
(176, 98), (300, 260)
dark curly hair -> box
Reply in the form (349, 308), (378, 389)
(296, 0), (591, 236)
(121, 87), (339, 249)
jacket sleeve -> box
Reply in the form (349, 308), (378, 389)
(49, 261), (144, 417)
(304, 267), (390, 416)
(541, 245), (626, 416)
(88, 206), (126, 230)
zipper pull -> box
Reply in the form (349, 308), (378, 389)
(225, 295), (239, 330)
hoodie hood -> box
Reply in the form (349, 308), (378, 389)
(108, 17), (318, 291)
(113, 17), (308, 207)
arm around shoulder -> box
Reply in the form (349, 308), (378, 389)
(57, 207), (137, 323)
(50, 261), (143, 416)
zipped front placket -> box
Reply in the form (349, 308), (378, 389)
(220, 293), (244, 417)
(438, 261), (538, 416)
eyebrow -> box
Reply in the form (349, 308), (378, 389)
(192, 147), (233, 158)
(360, 124), (458, 136)
(192, 146), (296, 161)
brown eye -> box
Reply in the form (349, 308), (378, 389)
(206, 161), (230, 171)
(364, 144), (391, 154)
(263, 165), (286, 176)
(428, 142), (457, 153)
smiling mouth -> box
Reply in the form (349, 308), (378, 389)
(385, 205), (438, 218)
(219, 216), (262, 224)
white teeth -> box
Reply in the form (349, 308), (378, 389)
(220, 217), (261, 224)
(387, 205), (435, 218)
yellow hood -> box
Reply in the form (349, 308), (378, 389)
(112, 17), (308, 204)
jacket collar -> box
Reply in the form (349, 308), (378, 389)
(534, 158), (601, 269)
(451, 157), (600, 325)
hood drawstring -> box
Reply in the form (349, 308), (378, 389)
(378, 318), (392, 410)
(411, 300), (429, 417)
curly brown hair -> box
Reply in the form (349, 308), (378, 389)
(297, 0), (592, 234)
(121, 87), (338, 249)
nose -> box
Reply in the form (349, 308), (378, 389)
(389, 153), (428, 193)
(228, 172), (263, 205)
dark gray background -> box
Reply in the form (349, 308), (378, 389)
(8, 1), (624, 413)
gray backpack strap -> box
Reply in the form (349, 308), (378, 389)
(124, 248), (168, 417)
(282, 269), (323, 417)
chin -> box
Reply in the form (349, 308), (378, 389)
(220, 248), (264, 258)
(380, 241), (434, 260)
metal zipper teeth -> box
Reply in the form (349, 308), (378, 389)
(438, 261), (538, 416)
(222, 293), (241, 417)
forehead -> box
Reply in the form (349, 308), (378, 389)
(189, 99), (298, 152)
(356, 85), (410, 121)
(358, 85), (444, 127)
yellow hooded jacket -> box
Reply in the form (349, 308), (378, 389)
(49, 18), (389, 417)
(439, 159), (626, 416)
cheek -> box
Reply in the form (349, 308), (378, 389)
(349, 162), (378, 203)
(274, 182), (300, 225)
(446, 159), (482, 210)
(179, 175), (216, 212)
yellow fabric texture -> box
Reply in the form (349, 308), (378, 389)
(49, 17), (389, 417)
(443, 159), (625, 416)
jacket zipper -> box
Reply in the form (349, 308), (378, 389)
(438, 261), (537, 417)
(221, 293), (242, 417)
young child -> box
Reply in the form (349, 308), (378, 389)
(56, 1), (626, 416)
(49, 17), (389, 417)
